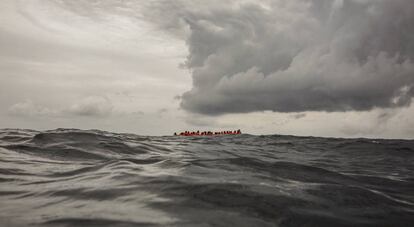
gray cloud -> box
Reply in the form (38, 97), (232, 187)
(157, 108), (169, 116)
(184, 115), (216, 127)
(8, 96), (113, 118)
(146, 0), (414, 115)
(8, 100), (58, 117)
(2, 0), (414, 138)
(67, 96), (113, 117)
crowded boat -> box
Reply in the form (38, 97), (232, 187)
(174, 129), (241, 136)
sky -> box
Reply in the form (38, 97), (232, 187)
(1, 0), (414, 139)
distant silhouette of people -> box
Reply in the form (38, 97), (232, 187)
(174, 129), (242, 136)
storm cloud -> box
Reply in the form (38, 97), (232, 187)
(2, 0), (414, 138)
(149, 0), (414, 115)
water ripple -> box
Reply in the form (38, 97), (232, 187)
(0, 128), (413, 226)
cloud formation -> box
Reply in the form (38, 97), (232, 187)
(8, 96), (113, 118)
(148, 0), (414, 115)
(8, 100), (58, 117)
(67, 96), (114, 117)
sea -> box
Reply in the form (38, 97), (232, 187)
(0, 128), (413, 227)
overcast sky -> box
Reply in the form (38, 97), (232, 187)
(1, 0), (414, 139)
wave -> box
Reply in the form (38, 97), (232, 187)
(0, 128), (413, 226)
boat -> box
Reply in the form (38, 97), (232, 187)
(174, 130), (241, 136)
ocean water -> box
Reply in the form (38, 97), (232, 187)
(0, 128), (413, 227)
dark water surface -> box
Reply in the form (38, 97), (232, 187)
(0, 128), (413, 227)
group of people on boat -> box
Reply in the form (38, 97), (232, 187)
(174, 129), (241, 136)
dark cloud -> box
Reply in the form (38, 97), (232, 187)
(148, 0), (414, 115)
